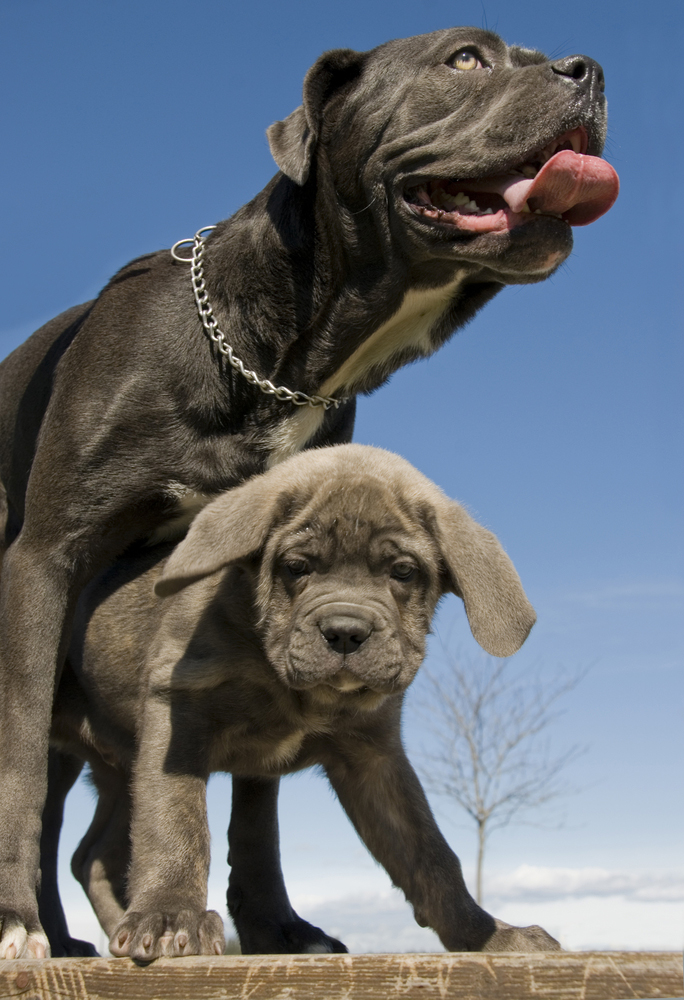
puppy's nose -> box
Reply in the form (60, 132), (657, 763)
(551, 55), (605, 93)
(320, 615), (372, 655)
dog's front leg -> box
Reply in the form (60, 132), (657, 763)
(227, 776), (346, 954)
(0, 478), (166, 958)
(109, 696), (225, 961)
(0, 533), (95, 960)
(325, 734), (560, 952)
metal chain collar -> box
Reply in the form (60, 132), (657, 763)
(171, 227), (346, 411)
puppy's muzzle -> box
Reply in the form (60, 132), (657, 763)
(319, 606), (373, 656)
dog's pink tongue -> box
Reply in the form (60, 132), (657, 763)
(500, 151), (619, 225)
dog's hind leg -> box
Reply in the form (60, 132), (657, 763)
(37, 748), (99, 957)
(227, 776), (347, 954)
(70, 761), (131, 942)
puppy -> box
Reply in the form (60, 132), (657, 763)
(46, 445), (559, 959)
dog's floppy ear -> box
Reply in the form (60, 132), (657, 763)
(267, 48), (363, 185)
(154, 477), (286, 598)
(430, 496), (536, 657)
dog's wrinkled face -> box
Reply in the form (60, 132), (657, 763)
(270, 28), (618, 283)
(255, 481), (444, 702)
(156, 445), (538, 707)
(336, 30), (615, 279)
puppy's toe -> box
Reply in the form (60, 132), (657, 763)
(196, 910), (226, 956)
(130, 914), (166, 962)
(110, 911), (166, 961)
(157, 930), (176, 957)
(110, 917), (136, 957)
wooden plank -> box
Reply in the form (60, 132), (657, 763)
(0, 952), (681, 1000)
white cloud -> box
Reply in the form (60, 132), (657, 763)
(485, 865), (684, 904)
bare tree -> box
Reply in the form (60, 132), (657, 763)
(414, 647), (585, 905)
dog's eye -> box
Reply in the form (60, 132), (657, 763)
(391, 562), (416, 581)
(449, 49), (484, 72)
(284, 558), (310, 578)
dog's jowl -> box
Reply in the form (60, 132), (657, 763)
(47, 445), (558, 959)
(0, 28), (618, 957)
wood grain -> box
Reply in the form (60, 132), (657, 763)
(0, 951), (681, 1000)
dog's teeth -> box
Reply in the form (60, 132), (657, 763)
(481, 208), (494, 215)
(521, 203), (531, 213)
(453, 192), (470, 206)
(521, 164), (537, 178)
(534, 208), (543, 214)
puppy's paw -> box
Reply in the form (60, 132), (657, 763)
(0, 911), (50, 959)
(110, 909), (225, 961)
(481, 918), (561, 952)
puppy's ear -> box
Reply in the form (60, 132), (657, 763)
(155, 478), (286, 598)
(431, 497), (536, 657)
(267, 48), (363, 185)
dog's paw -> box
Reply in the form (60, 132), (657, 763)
(110, 909), (225, 961)
(280, 916), (348, 954)
(481, 918), (561, 952)
(50, 935), (99, 957)
(234, 912), (347, 954)
(0, 911), (50, 959)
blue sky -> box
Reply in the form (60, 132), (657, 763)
(1, 0), (682, 952)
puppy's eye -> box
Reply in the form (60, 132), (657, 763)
(285, 559), (310, 578)
(391, 562), (416, 581)
(449, 49), (484, 71)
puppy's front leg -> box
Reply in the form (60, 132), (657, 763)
(325, 729), (559, 952)
(110, 696), (224, 961)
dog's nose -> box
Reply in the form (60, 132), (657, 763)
(551, 55), (605, 93)
(320, 615), (372, 655)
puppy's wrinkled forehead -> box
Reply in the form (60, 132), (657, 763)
(274, 477), (431, 562)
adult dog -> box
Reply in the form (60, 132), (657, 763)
(45, 445), (557, 959)
(0, 27), (617, 958)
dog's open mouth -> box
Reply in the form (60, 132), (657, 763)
(404, 128), (619, 233)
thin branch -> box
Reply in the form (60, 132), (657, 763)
(413, 645), (587, 903)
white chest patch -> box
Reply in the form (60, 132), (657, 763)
(147, 482), (214, 545)
(267, 274), (466, 468)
